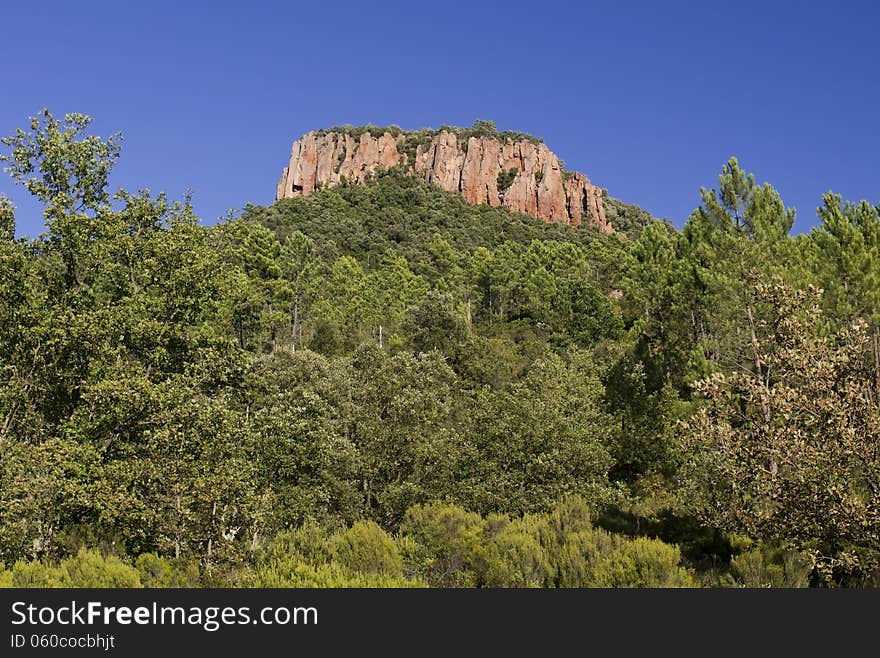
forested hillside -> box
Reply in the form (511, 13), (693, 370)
(1, 111), (878, 587)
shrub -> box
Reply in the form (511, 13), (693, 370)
(135, 553), (201, 587)
(497, 168), (518, 193)
(728, 545), (811, 588)
(253, 560), (423, 587)
(259, 521), (333, 567)
(331, 521), (403, 577)
(60, 549), (143, 587)
(587, 537), (696, 588)
(400, 503), (486, 587)
(0, 549), (143, 588)
(480, 514), (552, 587)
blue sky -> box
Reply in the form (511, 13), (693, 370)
(1, 0), (877, 237)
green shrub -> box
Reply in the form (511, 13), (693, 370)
(259, 521), (334, 566)
(1, 561), (66, 587)
(480, 514), (552, 587)
(729, 545), (811, 588)
(60, 549), (143, 587)
(331, 521), (403, 577)
(253, 560), (423, 587)
(135, 553), (201, 587)
(497, 168), (518, 192)
(0, 549), (143, 588)
(587, 537), (696, 588)
(400, 503), (486, 587)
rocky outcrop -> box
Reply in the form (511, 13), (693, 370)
(276, 128), (610, 232)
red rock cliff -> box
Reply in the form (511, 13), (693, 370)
(276, 129), (610, 232)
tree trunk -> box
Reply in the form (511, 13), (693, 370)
(874, 326), (880, 396)
(207, 501), (217, 559)
(174, 495), (182, 559)
(268, 302), (276, 353)
(291, 300), (300, 353)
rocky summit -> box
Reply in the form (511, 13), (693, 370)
(276, 125), (611, 232)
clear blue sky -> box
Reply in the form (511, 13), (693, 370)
(2, 0), (878, 237)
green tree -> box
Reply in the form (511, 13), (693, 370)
(811, 192), (880, 385)
(1, 110), (122, 287)
(0, 195), (14, 241)
(459, 351), (618, 516)
(680, 284), (880, 585)
(241, 350), (360, 530)
(680, 157), (799, 400)
(281, 230), (321, 351)
(343, 345), (465, 524)
(310, 256), (380, 353)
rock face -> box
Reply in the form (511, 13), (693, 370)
(276, 129), (610, 232)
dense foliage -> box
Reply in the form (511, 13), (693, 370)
(1, 111), (878, 587)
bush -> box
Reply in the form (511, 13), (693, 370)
(135, 553), (201, 587)
(331, 521), (403, 577)
(480, 515), (552, 587)
(0, 561), (66, 587)
(497, 168), (518, 193)
(587, 537), (696, 588)
(60, 549), (143, 587)
(536, 497), (695, 588)
(0, 549), (142, 588)
(252, 560), (423, 587)
(259, 521), (334, 567)
(400, 503), (485, 587)
(728, 544), (811, 588)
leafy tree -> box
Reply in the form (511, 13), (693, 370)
(680, 284), (880, 584)
(459, 351), (619, 516)
(343, 345), (465, 524)
(403, 290), (470, 353)
(0, 195), (14, 241)
(680, 158), (799, 388)
(0, 110), (121, 287)
(241, 350), (360, 530)
(310, 256), (380, 353)
(281, 230), (321, 351)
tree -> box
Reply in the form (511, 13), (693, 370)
(241, 350), (360, 530)
(403, 290), (469, 353)
(280, 231), (321, 351)
(371, 252), (429, 346)
(1, 110), (122, 286)
(0, 195), (14, 241)
(680, 157), (798, 394)
(342, 345), (465, 525)
(458, 351), (619, 516)
(679, 284), (880, 585)
(811, 193), (880, 386)
(310, 256), (380, 353)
